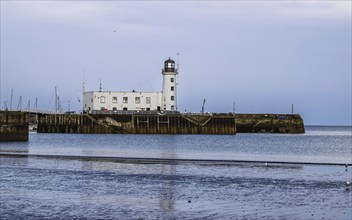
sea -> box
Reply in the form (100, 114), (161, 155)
(0, 126), (351, 219)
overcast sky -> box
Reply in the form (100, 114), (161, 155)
(0, 1), (351, 125)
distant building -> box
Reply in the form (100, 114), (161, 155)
(83, 58), (178, 113)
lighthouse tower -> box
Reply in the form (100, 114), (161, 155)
(162, 58), (178, 111)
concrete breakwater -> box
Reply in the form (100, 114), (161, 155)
(0, 111), (28, 141)
(37, 113), (304, 134)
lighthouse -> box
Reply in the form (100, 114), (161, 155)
(162, 58), (178, 111)
(83, 57), (178, 113)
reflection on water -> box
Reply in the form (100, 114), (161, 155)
(159, 164), (176, 211)
(1, 156), (351, 219)
(159, 150), (177, 211)
(0, 141), (29, 154)
(77, 147), (179, 212)
(1, 126), (351, 219)
(1, 126), (351, 164)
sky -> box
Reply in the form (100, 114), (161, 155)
(0, 1), (351, 126)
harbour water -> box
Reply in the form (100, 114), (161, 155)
(1, 126), (351, 219)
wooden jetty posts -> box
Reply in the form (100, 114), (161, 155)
(37, 113), (305, 134)
(0, 111), (28, 141)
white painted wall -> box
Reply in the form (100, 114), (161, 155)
(161, 58), (178, 111)
(161, 71), (177, 111)
(83, 91), (162, 112)
(83, 58), (179, 112)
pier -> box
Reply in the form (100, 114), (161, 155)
(1, 110), (305, 137)
(0, 111), (28, 141)
(37, 113), (237, 134)
(36, 112), (305, 134)
(236, 114), (305, 133)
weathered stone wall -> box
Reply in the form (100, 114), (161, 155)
(37, 113), (305, 134)
(0, 111), (29, 141)
(235, 114), (305, 133)
(37, 113), (237, 134)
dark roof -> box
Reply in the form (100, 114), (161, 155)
(165, 57), (175, 63)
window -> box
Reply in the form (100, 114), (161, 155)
(146, 108), (150, 111)
(171, 106), (174, 110)
(100, 96), (105, 103)
(170, 78), (174, 83)
(123, 107), (128, 111)
(146, 97), (151, 104)
(171, 96), (174, 101)
(112, 97), (117, 103)
(123, 97), (128, 103)
(113, 107), (117, 111)
(135, 97), (140, 104)
(171, 86), (174, 91)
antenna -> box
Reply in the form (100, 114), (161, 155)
(291, 104), (294, 114)
(99, 78), (102, 92)
(176, 52), (180, 72)
(83, 69), (86, 92)
(201, 98), (206, 114)
(55, 87), (58, 113)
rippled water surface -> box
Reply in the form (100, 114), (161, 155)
(2, 126), (352, 163)
(1, 126), (351, 219)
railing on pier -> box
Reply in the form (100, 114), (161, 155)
(4, 109), (59, 115)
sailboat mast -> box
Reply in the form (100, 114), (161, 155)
(55, 87), (58, 113)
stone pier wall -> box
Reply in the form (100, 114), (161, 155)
(0, 111), (29, 141)
(37, 113), (237, 135)
(37, 113), (305, 134)
(235, 114), (305, 133)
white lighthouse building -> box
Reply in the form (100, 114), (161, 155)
(82, 58), (179, 113)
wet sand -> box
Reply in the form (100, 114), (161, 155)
(1, 155), (351, 219)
